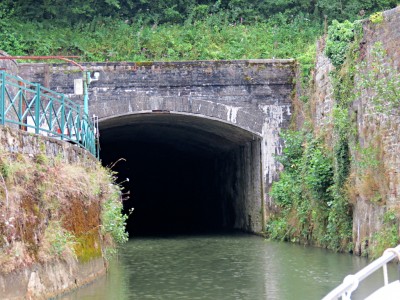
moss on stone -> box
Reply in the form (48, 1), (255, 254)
(0, 128), (124, 274)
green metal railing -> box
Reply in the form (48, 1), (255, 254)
(0, 71), (98, 157)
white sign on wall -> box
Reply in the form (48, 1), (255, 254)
(74, 78), (83, 95)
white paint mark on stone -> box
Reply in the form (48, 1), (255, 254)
(259, 104), (290, 188)
(226, 105), (240, 123)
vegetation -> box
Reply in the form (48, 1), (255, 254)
(1, 0), (397, 25)
(325, 19), (360, 67)
(356, 42), (400, 114)
(371, 210), (399, 257)
(101, 187), (130, 259)
(0, 13), (322, 63)
(266, 130), (352, 251)
(0, 131), (128, 273)
(266, 18), (362, 252)
(0, 0), (398, 258)
(0, 1), (396, 63)
(267, 11), (400, 256)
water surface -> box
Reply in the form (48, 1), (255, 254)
(60, 233), (397, 299)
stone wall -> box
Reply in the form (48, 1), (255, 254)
(0, 51), (18, 75)
(310, 38), (335, 143)
(352, 6), (400, 254)
(0, 126), (106, 299)
(311, 6), (400, 254)
(0, 258), (105, 300)
(0, 126), (96, 164)
(215, 140), (264, 232)
(19, 59), (294, 136)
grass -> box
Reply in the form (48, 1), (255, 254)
(4, 16), (322, 63)
(0, 130), (127, 274)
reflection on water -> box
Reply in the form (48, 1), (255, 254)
(59, 233), (397, 300)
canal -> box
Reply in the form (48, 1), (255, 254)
(59, 233), (395, 300)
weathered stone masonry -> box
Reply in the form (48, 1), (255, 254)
(20, 59), (296, 233)
(19, 59), (294, 136)
(311, 7), (400, 254)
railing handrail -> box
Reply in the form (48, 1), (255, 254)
(322, 244), (400, 300)
(0, 70), (98, 158)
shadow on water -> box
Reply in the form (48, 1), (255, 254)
(57, 233), (398, 300)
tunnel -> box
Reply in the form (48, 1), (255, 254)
(99, 112), (264, 237)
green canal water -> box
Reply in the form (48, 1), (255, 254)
(60, 233), (397, 300)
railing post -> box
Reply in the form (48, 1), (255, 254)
(35, 83), (41, 134)
(60, 95), (65, 140)
(18, 80), (23, 123)
(0, 71), (5, 125)
(82, 117), (87, 148)
(77, 104), (81, 144)
(49, 100), (53, 133)
(83, 71), (90, 116)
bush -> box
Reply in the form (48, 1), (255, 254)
(0, 7), (25, 55)
(325, 20), (358, 67)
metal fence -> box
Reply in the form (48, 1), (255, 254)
(0, 71), (98, 157)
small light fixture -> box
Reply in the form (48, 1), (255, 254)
(93, 71), (100, 80)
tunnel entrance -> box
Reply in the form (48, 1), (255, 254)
(99, 113), (264, 236)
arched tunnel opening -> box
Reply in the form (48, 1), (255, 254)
(99, 113), (264, 237)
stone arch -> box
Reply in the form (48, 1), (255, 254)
(19, 59), (295, 234)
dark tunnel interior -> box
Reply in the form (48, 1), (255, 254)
(99, 113), (258, 237)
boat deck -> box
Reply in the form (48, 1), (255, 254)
(365, 280), (400, 299)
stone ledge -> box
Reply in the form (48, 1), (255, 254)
(0, 258), (106, 300)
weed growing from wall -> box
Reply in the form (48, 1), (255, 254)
(369, 210), (399, 258)
(369, 12), (384, 24)
(350, 139), (388, 205)
(101, 180), (129, 259)
(356, 42), (400, 115)
(43, 221), (76, 257)
(325, 20), (360, 67)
